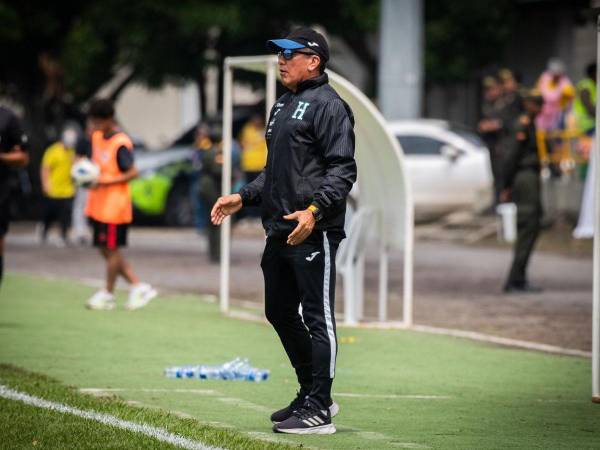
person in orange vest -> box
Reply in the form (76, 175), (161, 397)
(81, 99), (157, 310)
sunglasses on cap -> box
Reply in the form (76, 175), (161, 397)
(277, 49), (318, 60)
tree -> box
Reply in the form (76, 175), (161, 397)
(424, 0), (517, 82)
(0, 0), (380, 146)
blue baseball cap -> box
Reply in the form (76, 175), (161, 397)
(266, 27), (329, 62)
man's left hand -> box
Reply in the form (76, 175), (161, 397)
(284, 209), (316, 246)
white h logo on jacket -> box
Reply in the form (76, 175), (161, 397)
(292, 101), (310, 120)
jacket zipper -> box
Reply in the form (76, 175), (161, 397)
(269, 93), (296, 202)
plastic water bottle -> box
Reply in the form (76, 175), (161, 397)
(249, 369), (270, 382)
(234, 359), (252, 381)
(197, 365), (220, 380)
(165, 358), (270, 382)
(164, 366), (184, 378)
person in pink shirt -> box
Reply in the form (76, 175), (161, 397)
(536, 58), (575, 132)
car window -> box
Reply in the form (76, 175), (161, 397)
(448, 123), (486, 148)
(396, 135), (445, 155)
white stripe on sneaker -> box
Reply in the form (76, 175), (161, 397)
(322, 231), (337, 378)
(314, 416), (324, 424)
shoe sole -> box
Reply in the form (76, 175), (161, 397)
(125, 289), (158, 311)
(274, 423), (336, 435)
(272, 401), (339, 424)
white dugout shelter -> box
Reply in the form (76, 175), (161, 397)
(218, 55), (414, 327)
(592, 16), (600, 404)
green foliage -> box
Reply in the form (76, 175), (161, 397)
(425, 0), (517, 82)
(0, 0), (381, 103)
(0, 3), (21, 42)
(0, 0), (521, 103)
(62, 20), (111, 99)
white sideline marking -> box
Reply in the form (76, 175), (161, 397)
(349, 430), (431, 448)
(77, 386), (434, 447)
(81, 387), (449, 402)
(336, 392), (451, 400)
(0, 385), (222, 450)
(225, 304), (590, 359)
(247, 431), (320, 449)
(124, 400), (196, 420)
(216, 396), (271, 412)
(81, 388), (270, 413)
(411, 324), (592, 358)
(357, 321), (591, 358)
(80, 388), (218, 395)
(81, 387), (449, 403)
(390, 443), (431, 449)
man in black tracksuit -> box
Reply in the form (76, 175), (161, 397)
(211, 28), (356, 435)
(0, 107), (29, 288)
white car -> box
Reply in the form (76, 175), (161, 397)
(387, 119), (494, 220)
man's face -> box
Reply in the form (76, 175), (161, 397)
(502, 77), (518, 93)
(485, 84), (502, 101)
(278, 49), (321, 91)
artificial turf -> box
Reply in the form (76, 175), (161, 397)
(0, 364), (297, 450)
(0, 273), (598, 449)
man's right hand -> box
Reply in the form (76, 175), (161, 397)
(211, 194), (243, 225)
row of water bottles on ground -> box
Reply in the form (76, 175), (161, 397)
(164, 357), (269, 382)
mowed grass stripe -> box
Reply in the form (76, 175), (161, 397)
(0, 364), (300, 450)
(0, 384), (220, 450)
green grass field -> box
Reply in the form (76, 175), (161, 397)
(0, 273), (598, 449)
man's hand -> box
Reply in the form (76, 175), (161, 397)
(499, 188), (512, 203)
(211, 194), (243, 225)
(0, 148), (29, 168)
(284, 209), (316, 246)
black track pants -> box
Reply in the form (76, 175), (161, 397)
(262, 232), (339, 408)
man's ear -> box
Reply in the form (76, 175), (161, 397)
(309, 55), (321, 73)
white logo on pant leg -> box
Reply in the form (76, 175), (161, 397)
(306, 251), (320, 261)
(292, 101), (310, 120)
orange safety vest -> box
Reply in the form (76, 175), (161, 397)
(85, 130), (133, 224)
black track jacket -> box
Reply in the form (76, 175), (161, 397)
(238, 73), (357, 239)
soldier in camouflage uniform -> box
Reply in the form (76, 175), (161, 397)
(501, 90), (544, 293)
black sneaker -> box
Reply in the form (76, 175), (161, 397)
(270, 390), (307, 423)
(270, 392), (340, 424)
(273, 399), (336, 435)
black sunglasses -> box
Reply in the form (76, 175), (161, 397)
(277, 49), (318, 60)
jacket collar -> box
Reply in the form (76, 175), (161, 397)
(295, 73), (328, 93)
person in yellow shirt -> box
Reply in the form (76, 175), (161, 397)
(240, 114), (268, 181)
(240, 114), (267, 218)
(39, 127), (77, 245)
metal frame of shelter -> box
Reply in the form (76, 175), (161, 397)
(219, 55), (414, 327)
(592, 16), (600, 404)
